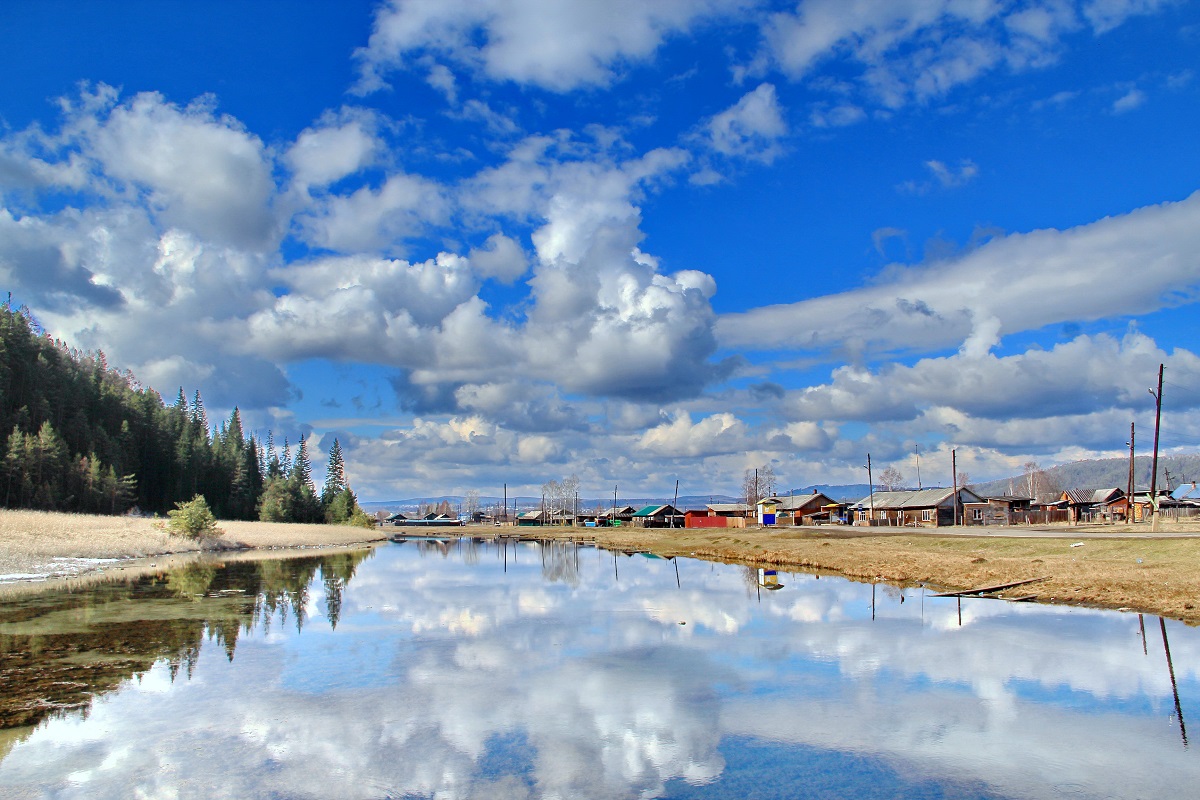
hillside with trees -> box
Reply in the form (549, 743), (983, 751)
(0, 299), (366, 524)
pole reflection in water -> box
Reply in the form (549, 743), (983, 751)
(1160, 617), (1188, 747)
(0, 540), (1196, 800)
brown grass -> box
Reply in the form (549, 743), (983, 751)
(516, 522), (1200, 624)
(7, 511), (1200, 623)
(0, 509), (385, 586)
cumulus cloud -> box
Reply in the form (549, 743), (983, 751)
(718, 191), (1200, 357)
(86, 91), (280, 250)
(467, 232), (528, 283)
(285, 113), (382, 189)
(699, 83), (788, 162)
(637, 412), (750, 457)
(353, 0), (744, 94)
(294, 171), (450, 254)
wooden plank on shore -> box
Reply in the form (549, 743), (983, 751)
(931, 576), (1049, 598)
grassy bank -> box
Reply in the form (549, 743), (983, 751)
(522, 522), (1200, 624)
(6, 509), (1200, 623)
(0, 509), (385, 586)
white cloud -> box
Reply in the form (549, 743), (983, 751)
(718, 191), (1200, 357)
(1112, 86), (1147, 113)
(761, 0), (1166, 109)
(700, 83), (787, 162)
(294, 171), (450, 254)
(467, 232), (528, 283)
(353, 0), (745, 94)
(87, 91), (280, 250)
(784, 330), (1200, 425)
(286, 115), (382, 189)
(637, 412), (750, 457)
(899, 158), (980, 193)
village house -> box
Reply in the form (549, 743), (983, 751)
(852, 487), (984, 527)
(631, 504), (684, 528)
(684, 503), (752, 528)
(755, 492), (836, 525)
(1055, 487), (1124, 523)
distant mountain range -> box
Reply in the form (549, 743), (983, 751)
(359, 494), (747, 514)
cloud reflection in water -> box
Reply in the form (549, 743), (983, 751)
(0, 540), (1195, 799)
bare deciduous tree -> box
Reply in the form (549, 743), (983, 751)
(743, 469), (760, 505)
(878, 467), (905, 492)
(461, 489), (481, 517)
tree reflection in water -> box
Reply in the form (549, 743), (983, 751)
(0, 548), (373, 746)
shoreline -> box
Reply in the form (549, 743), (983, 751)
(0, 509), (387, 592)
(4, 509), (1200, 623)
(514, 520), (1200, 624)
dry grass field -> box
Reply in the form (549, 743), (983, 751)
(6, 509), (1200, 623)
(0, 509), (385, 586)
(524, 521), (1200, 624)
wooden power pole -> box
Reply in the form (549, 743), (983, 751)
(1149, 364), (1164, 531)
(1127, 423), (1135, 523)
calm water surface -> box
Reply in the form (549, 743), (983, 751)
(0, 539), (1195, 799)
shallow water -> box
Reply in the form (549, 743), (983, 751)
(0, 539), (1195, 799)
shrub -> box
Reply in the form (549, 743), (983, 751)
(166, 495), (223, 539)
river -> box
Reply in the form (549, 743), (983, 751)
(0, 538), (1195, 798)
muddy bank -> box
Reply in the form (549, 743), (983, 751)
(521, 522), (1200, 624)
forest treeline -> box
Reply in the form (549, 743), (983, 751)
(0, 299), (368, 524)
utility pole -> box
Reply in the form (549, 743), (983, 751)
(952, 449), (959, 526)
(1149, 363), (1164, 531)
(864, 454), (874, 525)
(914, 444), (922, 490)
(503, 482), (507, 524)
(1127, 423), (1136, 523)
(672, 479), (679, 529)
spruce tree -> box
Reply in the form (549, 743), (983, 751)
(321, 438), (345, 505)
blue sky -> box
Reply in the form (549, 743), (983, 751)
(2, 0), (1199, 500)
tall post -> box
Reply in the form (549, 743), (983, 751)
(952, 449), (959, 526)
(503, 482), (507, 524)
(914, 444), (922, 490)
(1127, 423), (1136, 523)
(1149, 363), (1164, 531)
(672, 479), (679, 529)
(613, 484), (617, 526)
(868, 455), (875, 521)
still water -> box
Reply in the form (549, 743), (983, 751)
(0, 539), (1195, 799)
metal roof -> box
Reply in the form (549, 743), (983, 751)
(707, 503), (752, 512)
(1170, 483), (1200, 501)
(757, 492), (832, 511)
(851, 487), (980, 509)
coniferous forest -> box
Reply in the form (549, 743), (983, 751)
(0, 299), (368, 524)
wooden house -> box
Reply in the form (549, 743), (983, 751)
(755, 492), (835, 525)
(852, 487), (984, 527)
(631, 504), (683, 528)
